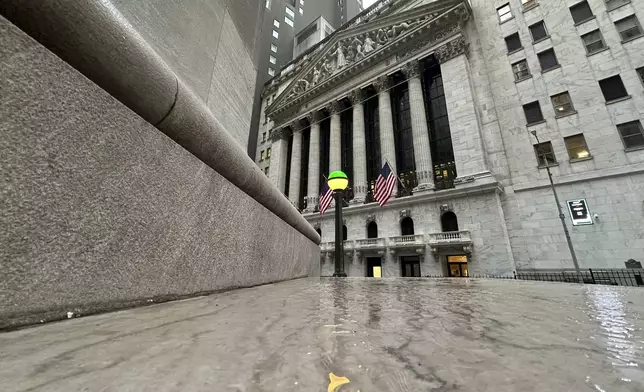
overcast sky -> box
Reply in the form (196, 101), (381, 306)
(363, 0), (378, 8)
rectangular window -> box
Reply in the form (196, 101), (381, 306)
(637, 67), (644, 86)
(268, 67), (275, 76)
(537, 48), (559, 71)
(598, 75), (628, 101)
(615, 15), (643, 41)
(523, 101), (544, 125)
(299, 7), (303, 14)
(617, 121), (644, 149)
(272, 30), (279, 39)
(273, 19), (280, 28)
(260, 150), (265, 160)
(565, 134), (591, 159)
(262, 132), (266, 142)
(551, 92), (575, 116)
(522, 0), (538, 9)
(269, 55), (276, 64)
(271, 44), (278, 53)
(529, 21), (548, 42)
(497, 3), (513, 23)
(606, 0), (631, 11)
(285, 7), (295, 18)
(581, 29), (607, 54)
(512, 59), (531, 81)
(285, 16), (294, 27)
(265, 0), (271, 9)
(534, 141), (557, 167)
(267, 147), (272, 158)
(570, 1), (594, 25)
(505, 32), (523, 52)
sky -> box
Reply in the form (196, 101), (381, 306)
(363, 0), (378, 8)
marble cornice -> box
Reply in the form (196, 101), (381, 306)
(266, 1), (471, 125)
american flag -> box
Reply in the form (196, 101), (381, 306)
(374, 162), (396, 207)
(319, 181), (334, 215)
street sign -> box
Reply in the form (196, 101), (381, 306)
(566, 199), (593, 226)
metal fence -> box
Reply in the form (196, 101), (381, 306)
(423, 269), (644, 287)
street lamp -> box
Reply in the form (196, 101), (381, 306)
(328, 170), (349, 277)
(531, 130), (582, 283)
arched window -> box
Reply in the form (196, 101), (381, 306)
(367, 221), (378, 238)
(401, 217), (414, 235)
(441, 211), (459, 232)
(343, 225), (348, 241)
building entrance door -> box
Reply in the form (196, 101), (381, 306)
(401, 256), (421, 277)
(447, 255), (469, 277)
(366, 257), (382, 277)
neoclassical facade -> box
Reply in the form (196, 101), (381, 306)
(257, 0), (644, 277)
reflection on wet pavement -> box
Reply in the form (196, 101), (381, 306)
(1, 278), (643, 391)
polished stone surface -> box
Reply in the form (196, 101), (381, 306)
(1, 278), (643, 391)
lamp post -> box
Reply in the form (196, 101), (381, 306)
(328, 171), (349, 277)
(531, 131), (582, 283)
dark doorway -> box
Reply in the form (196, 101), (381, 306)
(441, 212), (459, 232)
(401, 217), (415, 235)
(366, 257), (382, 277)
(342, 225), (348, 241)
(401, 256), (421, 277)
(367, 221), (378, 238)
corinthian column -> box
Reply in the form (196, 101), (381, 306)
(374, 75), (398, 196)
(402, 60), (434, 191)
(269, 127), (289, 193)
(305, 111), (323, 212)
(349, 89), (367, 204)
(288, 121), (304, 208)
(327, 100), (342, 173)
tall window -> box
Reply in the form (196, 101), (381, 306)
(340, 106), (354, 201)
(268, 68), (275, 76)
(400, 217), (415, 236)
(319, 118), (331, 193)
(364, 92), (381, 201)
(367, 222), (378, 238)
(391, 77), (416, 195)
(441, 212), (459, 232)
(512, 59), (531, 81)
(637, 67), (644, 86)
(422, 57), (456, 190)
(284, 134), (293, 197)
(551, 92), (575, 116)
(271, 44), (278, 53)
(299, 129), (310, 210)
(505, 33), (522, 52)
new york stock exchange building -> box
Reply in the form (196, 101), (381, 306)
(256, 0), (644, 277)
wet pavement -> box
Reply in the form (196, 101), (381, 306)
(1, 278), (644, 392)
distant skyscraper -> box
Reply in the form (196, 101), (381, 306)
(248, 0), (363, 158)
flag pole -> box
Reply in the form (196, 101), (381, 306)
(385, 159), (408, 192)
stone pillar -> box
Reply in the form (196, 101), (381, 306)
(269, 127), (290, 194)
(305, 111), (322, 212)
(436, 36), (488, 179)
(349, 89), (367, 204)
(288, 122), (303, 207)
(328, 101), (342, 173)
(374, 75), (398, 195)
(402, 60), (434, 191)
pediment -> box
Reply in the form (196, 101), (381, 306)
(266, 0), (471, 122)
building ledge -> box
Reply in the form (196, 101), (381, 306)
(587, 47), (610, 57)
(605, 95), (632, 105)
(574, 16), (596, 27)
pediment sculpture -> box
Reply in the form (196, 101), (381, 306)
(285, 17), (432, 102)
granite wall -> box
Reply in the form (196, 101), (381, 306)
(0, 12), (319, 329)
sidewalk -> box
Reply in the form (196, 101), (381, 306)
(1, 278), (643, 391)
